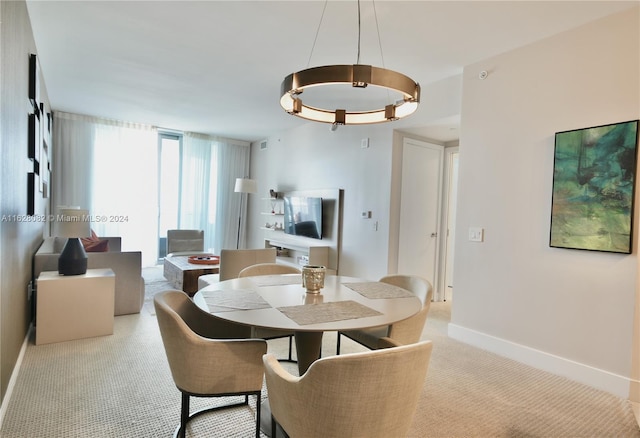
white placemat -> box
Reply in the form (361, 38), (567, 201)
(343, 282), (414, 299)
(202, 289), (271, 312)
(251, 275), (303, 287)
(277, 300), (382, 325)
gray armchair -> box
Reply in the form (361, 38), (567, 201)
(166, 229), (204, 255)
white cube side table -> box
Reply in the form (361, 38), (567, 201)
(36, 269), (115, 345)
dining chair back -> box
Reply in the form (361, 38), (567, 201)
(380, 274), (432, 344)
(219, 248), (277, 281)
(237, 262), (300, 362)
(264, 339), (434, 438)
(337, 274), (433, 353)
(154, 290), (267, 438)
(238, 263), (301, 277)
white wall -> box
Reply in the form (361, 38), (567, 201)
(247, 122), (395, 280)
(246, 6), (639, 400)
(247, 73), (463, 280)
(451, 8), (640, 399)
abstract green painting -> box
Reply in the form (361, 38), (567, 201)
(550, 120), (639, 253)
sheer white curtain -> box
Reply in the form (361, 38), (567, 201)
(52, 112), (96, 210)
(180, 133), (250, 253)
(53, 112), (158, 266)
(53, 113), (249, 265)
(214, 138), (251, 251)
(91, 119), (158, 266)
(179, 133), (215, 250)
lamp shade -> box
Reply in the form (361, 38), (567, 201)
(234, 178), (257, 194)
(55, 208), (91, 238)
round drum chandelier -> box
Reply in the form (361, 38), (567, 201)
(279, 1), (421, 127)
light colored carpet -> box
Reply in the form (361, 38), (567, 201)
(141, 265), (171, 315)
(1, 267), (638, 437)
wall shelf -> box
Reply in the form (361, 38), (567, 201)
(262, 197), (284, 231)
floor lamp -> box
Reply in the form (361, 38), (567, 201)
(234, 178), (257, 249)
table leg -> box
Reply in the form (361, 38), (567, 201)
(294, 331), (323, 375)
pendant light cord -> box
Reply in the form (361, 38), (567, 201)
(356, 0), (362, 64)
(307, 0), (329, 67)
(372, 0), (385, 68)
(308, 0), (385, 68)
(358, 0), (386, 67)
(372, 0), (391, 103)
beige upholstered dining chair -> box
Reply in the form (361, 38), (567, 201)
(219, 248), (277, 281)
(336, 274), (433, 354)
(238, 262), (301, 362)
(154, 290), (267, 438)
(197, 248), (277, 289)
(238, 263), (301, 278)
(263, 339), (434, 438)
(166, 229), (205, 255)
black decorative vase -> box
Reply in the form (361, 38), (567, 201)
(58, 237), (88, 276)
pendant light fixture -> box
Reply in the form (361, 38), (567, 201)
(280, 0), (420, 127)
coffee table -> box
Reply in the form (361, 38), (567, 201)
(163, 255), (219, 296)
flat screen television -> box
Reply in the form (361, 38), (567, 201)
(283, 196), (323, 239)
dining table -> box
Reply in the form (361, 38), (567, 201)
(192, 273), (422, 375)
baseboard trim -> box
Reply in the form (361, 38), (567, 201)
(448, 322), (637, 401)
(0, 323), (32, 429)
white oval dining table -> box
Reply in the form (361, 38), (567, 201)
(192, 274), (421, 374)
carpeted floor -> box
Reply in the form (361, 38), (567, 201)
(141, 265), (172, 315)
(1, 267), (638, 437)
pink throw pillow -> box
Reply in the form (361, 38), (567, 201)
(81, 230), (110, 252)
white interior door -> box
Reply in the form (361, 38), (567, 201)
(398, 138), (444, 295)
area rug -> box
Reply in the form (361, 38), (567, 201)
(142, 265), (173, 315)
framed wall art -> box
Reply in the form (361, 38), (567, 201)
(28, 53), (40, 110)
(40, 103), (50, 197)
(28, 112), (38, 160)
(550, 120), (639, 254)
(27, 53), (44, 214)
(27, 173), (36, 216)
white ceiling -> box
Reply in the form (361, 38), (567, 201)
(26, 1), (637, 143)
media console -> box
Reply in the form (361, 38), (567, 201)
(265, 237), (334, 274)
(261, 188), (343, 274)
